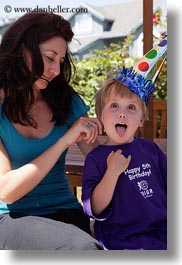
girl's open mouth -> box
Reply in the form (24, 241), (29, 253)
(115, 123), (127, 137)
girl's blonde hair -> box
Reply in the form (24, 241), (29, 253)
(95, 79), (148, 120)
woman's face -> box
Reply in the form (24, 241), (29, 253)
(24, 36), (67, 95)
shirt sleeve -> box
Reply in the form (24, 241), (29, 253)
(82, 152), (113, 221)
(66, 92), (90, 128)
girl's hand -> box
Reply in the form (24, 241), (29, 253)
(63, 117), (103, 146)
(107, 149), (131, 176)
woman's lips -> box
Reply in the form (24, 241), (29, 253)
(41, 76), (50, 83)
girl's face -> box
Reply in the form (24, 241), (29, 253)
(101, 91), (144, 145)
(24, 36), (67, 97)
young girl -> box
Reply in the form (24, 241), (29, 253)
(82, 76), (167, 250)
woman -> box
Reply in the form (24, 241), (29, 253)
(0, 12), (102, 250)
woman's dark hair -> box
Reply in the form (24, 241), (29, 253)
(0, 12), (76, 126)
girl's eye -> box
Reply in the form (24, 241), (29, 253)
(128, 104), (136, 110)
(111, 103), (119, 108)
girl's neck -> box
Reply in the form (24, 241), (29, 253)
(104, 136), (135, 146)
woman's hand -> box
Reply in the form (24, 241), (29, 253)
(63, 117), (103, 146)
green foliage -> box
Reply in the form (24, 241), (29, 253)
(71, 34), (134, 116)
(71, 32), (167, 117)
(71, 44), (124, 116)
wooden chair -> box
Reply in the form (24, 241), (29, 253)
(66, 168), (82, 197)
(66, 144), (84, 197)
(136, 100), (167, 139)
(66, 135), (107, 197)
(153, 100), (167, 138)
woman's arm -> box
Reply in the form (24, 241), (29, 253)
(0, 117), (100, 204)
(91, 150), (131, 216)
(0, 137), (69, 204)
(77, 116), (103, 156)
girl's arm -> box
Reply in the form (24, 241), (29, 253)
(91, 150), (131, 216)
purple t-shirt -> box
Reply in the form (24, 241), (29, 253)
(82, 137), (167, 250)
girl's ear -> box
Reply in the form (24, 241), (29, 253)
(139, 116), (145, 128)
(100, 113), (103, 123)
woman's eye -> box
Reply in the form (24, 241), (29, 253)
(47, 56), (54, 62)
(43, 54), (54, 62)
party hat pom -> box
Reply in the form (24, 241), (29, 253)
(114, 36), (167, 104)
